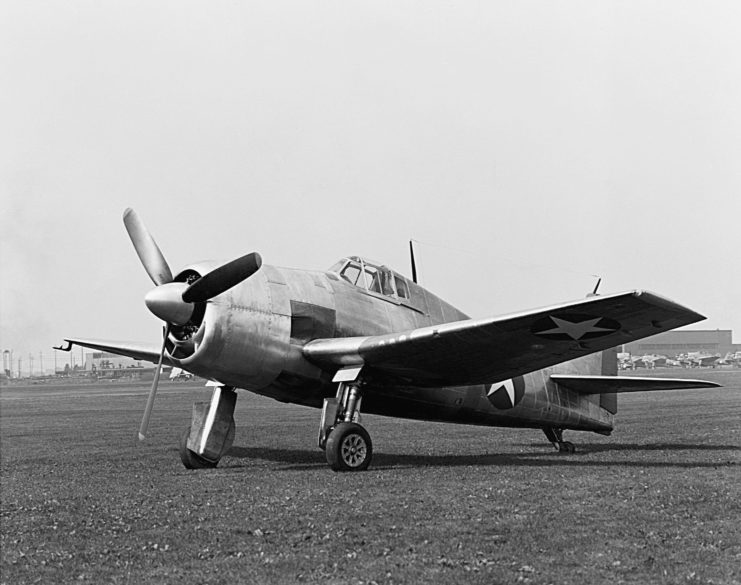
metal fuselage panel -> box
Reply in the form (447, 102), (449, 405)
(358, 353), (614, 434)
(177, 264), (615, 434)
(174, 267), (292, 391)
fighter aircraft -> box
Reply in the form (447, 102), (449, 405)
(717, 352), (741, 367)
(56, 209), (720, 472)
(678, 352), (721, 368)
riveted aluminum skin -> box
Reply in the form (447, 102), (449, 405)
(171, 265), (292, 391)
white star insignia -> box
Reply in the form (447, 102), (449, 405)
(538, 316), (615, 341)
(488, 379), (516, 406)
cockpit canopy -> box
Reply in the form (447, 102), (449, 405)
(328, 256), (410, 300)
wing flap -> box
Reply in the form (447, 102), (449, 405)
(304, 290), (706, 387)
(551, 374), (721, 394)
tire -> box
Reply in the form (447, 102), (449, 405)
(325, 422), (372, 472)
(179, 427), (218, 469)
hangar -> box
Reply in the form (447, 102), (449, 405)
(623, 329), (738, 357)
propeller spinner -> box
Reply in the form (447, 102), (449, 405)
(123, 208), (262, 441)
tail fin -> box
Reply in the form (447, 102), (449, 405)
(600, 348), (618, 414)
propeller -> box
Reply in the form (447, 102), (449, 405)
(182, 252), (262, 303)
(122, 207), (263, 442)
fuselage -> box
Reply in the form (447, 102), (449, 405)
(167, 257), (615, 435)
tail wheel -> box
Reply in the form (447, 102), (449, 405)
(325, 422), (373, 472)
(558, 441), (576, 454)
(179, 427), (218, 469)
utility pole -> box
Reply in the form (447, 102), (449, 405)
(18, 356), (22, 378)
(29, 353), (34, 377)
(39, 352), (44, 376)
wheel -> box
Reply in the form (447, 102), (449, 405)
(558, 441), (576, 454)
(179, 427), (218, 469)
(325, 422), (372, 472)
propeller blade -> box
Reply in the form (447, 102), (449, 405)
(182, 252), (262, 303)
(138, 326), (169, 441)
(123, 208), (173, 286)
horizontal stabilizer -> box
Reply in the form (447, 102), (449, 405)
(551, 374), (721, 394)
(56, 338), (174, 367)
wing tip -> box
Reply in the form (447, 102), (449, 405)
(630, 289), (706, 324)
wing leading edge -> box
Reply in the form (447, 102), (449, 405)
(57, 338), (174, 367)
(303, 290), (706, 387)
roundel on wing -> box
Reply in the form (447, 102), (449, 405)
(486, 376), (526, 410)
(530, 313), (621, 341)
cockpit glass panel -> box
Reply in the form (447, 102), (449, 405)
(395, 276), (409, 299)
(331, 257), (409, 302)
(379, 269), (396, 296)
(363, 264), (380, 292)
(340, 263), (362, 285)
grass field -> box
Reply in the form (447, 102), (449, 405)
(1, 370), (740, 584)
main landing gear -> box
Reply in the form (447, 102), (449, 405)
(178, 373), (373, 472)
(543, 427), (576, 454)
(318, 367), (372, 472)
(179, 385), (237, 469)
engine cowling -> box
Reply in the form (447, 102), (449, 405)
(169, 264), (291, 391)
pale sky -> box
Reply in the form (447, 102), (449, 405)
(2, 1), (740, 370)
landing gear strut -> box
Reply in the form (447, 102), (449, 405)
(179, 385), (237, 469)
(543, 427), (576, 454)
(318, 367), (373, 472)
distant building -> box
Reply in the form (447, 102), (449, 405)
(84, 351), (149, 372)
(623, 329), (736, 357)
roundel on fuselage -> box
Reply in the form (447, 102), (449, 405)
(485, 376), (526, 409)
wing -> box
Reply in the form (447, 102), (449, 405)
(56, 338), (175, 366)
(550, 375), (721, 394)
(303, 290), (705, 387)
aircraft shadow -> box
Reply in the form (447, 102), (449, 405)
(514, 442), (740, 454)
(226, 443), (739, 471)
(226, 446), (326, 471)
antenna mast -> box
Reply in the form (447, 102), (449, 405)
(409, 240), (418, 284)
